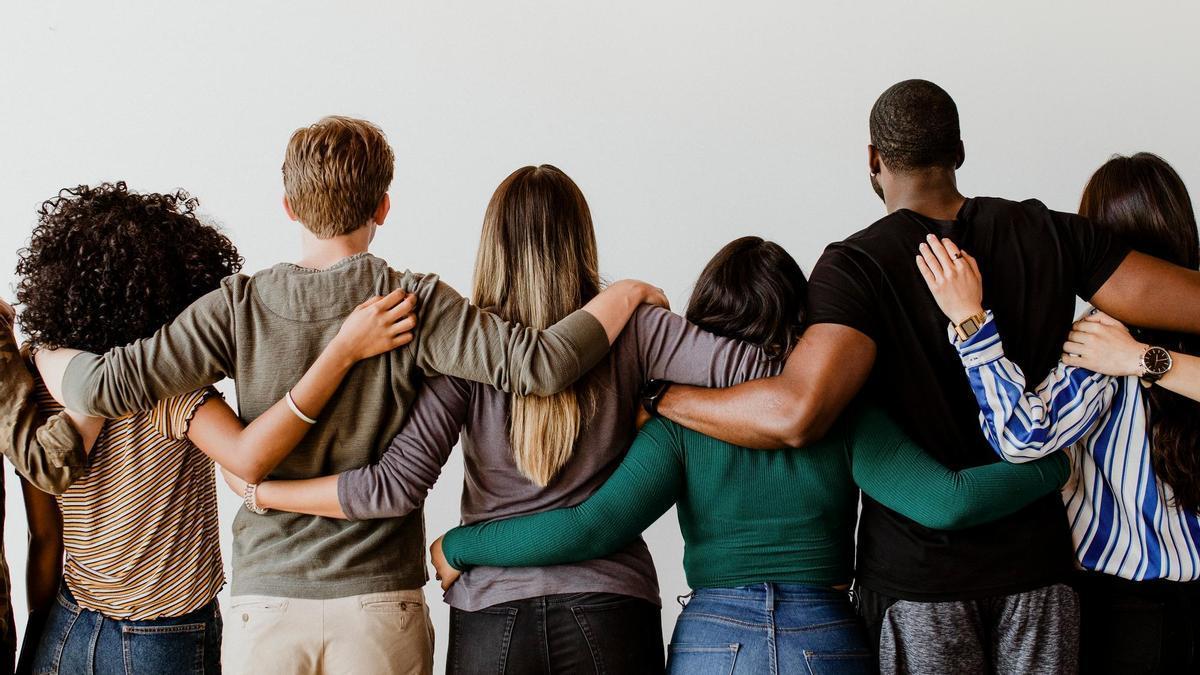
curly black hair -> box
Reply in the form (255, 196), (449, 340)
(15, 182), (243, 352)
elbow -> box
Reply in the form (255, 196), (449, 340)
(775, 394), (834, 449)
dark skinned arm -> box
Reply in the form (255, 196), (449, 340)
(655, 323), (876, 449)
(18, 477), (63, 675)
(1091, 251), (1200, 333)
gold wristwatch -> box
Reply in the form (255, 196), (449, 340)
(953, 311), (988, 342)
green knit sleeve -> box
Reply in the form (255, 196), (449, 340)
(849, 407), (1070, 530)
(442, 418), (686, 570)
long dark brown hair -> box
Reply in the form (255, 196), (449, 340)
(1080, 152), (1200, 512)
(472, 165), (600, 486)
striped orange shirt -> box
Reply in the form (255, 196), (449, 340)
(38, 385), (224, 620)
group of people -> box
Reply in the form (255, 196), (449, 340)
(2, 78), (1199, 675)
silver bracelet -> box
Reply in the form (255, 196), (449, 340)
(243, 482), (268, 515)
(285, 390), (318, 425)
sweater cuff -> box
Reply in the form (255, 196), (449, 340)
(557, 310), (610, 376)
(441, 527), (474, 571)
(949, 311), (1005, 368)
(335, 472), (363, 522)
(37, 413), (87, 470)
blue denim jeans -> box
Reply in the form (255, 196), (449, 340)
(31, 584), (221, 675)
(667, 583), (871, 675)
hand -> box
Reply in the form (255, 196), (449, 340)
(330, 289), (418, 363)
(915, 234), (984, 325)
(1061, 311), (1145, 377)
(430, 535), (462, 592)
(220, 466), (249, 498)
(613, 279), (670, 311)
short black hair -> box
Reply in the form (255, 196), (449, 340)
(685, 236), (807, 361)
(869, 79), (961, 172)
(16, 182), (243, 352)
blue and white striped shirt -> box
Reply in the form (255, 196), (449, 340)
(955, 311), (1200, 581)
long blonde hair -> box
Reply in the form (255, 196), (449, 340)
(472, 165), (601, 486)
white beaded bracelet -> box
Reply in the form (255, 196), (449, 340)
(285, 390), (318, 425)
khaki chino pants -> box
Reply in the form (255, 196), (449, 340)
(224, 589), (434, 675)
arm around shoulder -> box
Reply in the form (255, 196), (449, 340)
(657, 323), (875, 449)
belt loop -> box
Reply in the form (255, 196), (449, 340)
(765, 582), (775, 613)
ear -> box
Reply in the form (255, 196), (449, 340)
(954, 140), (966, 170)
(373, 193), (391, 227)
(867, 144), (883, 175)
(282, 195), (299, 222)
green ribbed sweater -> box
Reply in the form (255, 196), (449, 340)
(443, 407), (1069, 589)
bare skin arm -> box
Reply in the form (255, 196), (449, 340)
(655, 323), (876, 449)
(1092, 251), (1200, 334)
(22, 478), (62, 616)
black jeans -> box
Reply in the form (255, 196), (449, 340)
(448, 592), (663, 674)
(1074, 571), (1200, 674)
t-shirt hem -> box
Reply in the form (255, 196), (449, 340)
(230, 573), (426, 600)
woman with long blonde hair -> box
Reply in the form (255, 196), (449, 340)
(223, 164), (776, 672)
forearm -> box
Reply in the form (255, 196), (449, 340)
(956, 315), (1109, 461)
(1093, 251), (1200, 334)
(25, 542), (62, 613)
(228, 347), (354, 481)
(58, 289), (234, 416)
(2, 338), (89, 494)
(658, 323), (875, 449)
(443, 422), (682, 569)
(855, 434), (1070, 530)
(256, 476), (345, 518)
(1159, 352), (1200, 402)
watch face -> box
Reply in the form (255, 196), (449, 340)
(960, 318), (979, 337)
(1144, 347), (1172, 375)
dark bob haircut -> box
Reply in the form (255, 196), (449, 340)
(685, 236), (807, 361)
(16, 182), (243, 353)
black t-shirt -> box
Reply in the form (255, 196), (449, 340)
(808, 196), (1129, 601)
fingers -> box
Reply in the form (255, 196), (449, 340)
(963, 251), (981, 278)
(1061, 352), (1085, 367)
(916, 255), (937, 286)
(941, 238), (967, 269)
(926, 234), (956, 272)
(389, 315), (417, 336)
(1063, 340), (1088, 355)
(1083, 311), (1122, 328)
(391, 333), (415, 348)
(917, 244), (944, 282)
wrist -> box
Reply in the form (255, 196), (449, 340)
(949, 305), (985, 326)
(321, 339), (359, 371)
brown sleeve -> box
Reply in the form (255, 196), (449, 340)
(0, 331), (85, 496)
(412, 279), (610, 397)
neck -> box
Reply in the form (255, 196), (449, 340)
(884, 169), (967, 221)
(296, 225), (372, 270)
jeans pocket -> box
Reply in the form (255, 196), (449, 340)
(802, 649), (872, 675)
(449, 606), (518, 675)
(358, 591), (425, 632)
(666, 643), (740, 675)
(573, 597), (664, 674)
(121, 622), (207, 675)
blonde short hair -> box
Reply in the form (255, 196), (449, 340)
(282, 116), (395, 239)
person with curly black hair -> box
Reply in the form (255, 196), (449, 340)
(6, 182), (418, 675)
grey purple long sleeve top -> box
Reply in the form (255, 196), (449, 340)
(337, 305), (779, 611)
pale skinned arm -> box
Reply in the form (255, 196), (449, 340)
(1062, 311), (1200, 404)
(654, 324), (875, 449)
(38, 290), (417, 484)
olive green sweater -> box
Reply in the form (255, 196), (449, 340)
(60, 253), (611, 599)
(443, 408), (1070, 589)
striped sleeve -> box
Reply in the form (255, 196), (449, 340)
(953, 311), (1117, 463)
(149, 387), (221, 440)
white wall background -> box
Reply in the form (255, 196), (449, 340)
(2, 1), (1198, 671)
